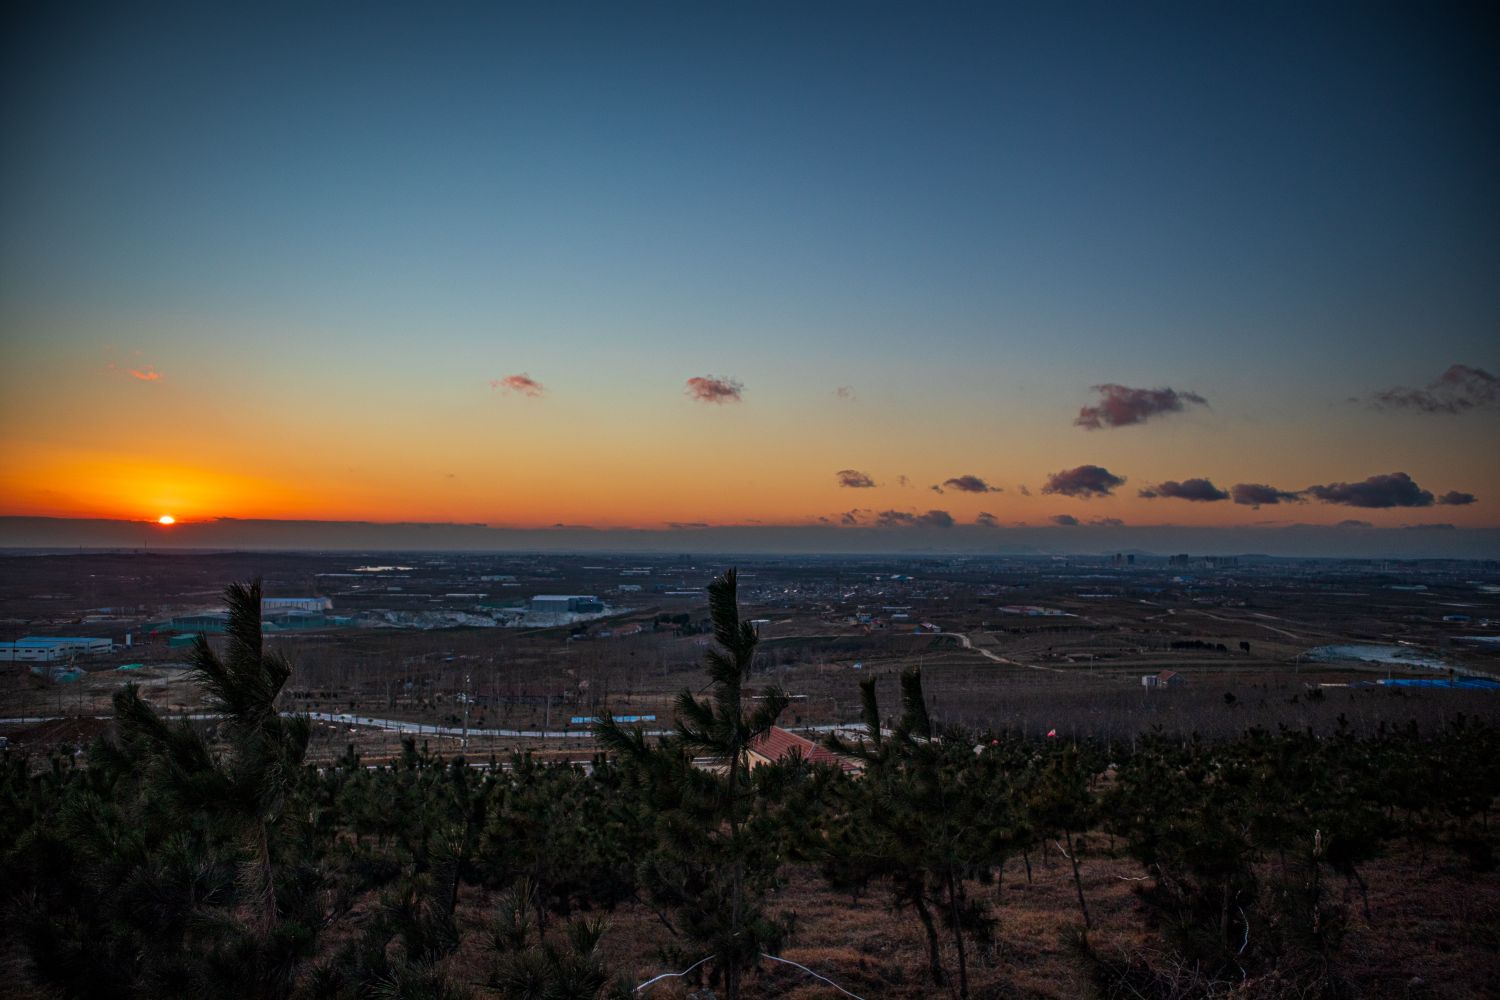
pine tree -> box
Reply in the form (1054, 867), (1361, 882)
(1027, 742), (1099, 929)
(110, 578), (317, 997)
(826, 669), (1010, 998)
(595, 568), (790, 1000)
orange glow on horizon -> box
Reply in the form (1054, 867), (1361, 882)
(0, 440), (1493, 531)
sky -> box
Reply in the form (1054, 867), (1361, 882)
(1, 3), (1496, 554)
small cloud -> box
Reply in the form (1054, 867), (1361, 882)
(1366, 364), (1499, 415)
(491, 373), (545, 396)
(109, 361), (163, 381)
(1337, 519), (1373, 529)
(1402, 522), (1456, 530)
(975, 512), (999, 527)
(1075, 384), (1208, 430)
(1305, 471), (1435, 508)
(1018, 484), (1031, 497)
(836, 469), (877, 489)
(875, 509), (954, 528)
(930, 484), (944, 494)
(835, 385), (857, 401)
(1090, 517), (1124, 527)
(1041, 464), (1125, 499)
(1231, 482), (1304, 508)
(685, 375), (744, 404)
(896, 475), (911, 488)
(667, 521), (710, 530)
(1437, 490), (1477, 506)
(1139, 478), (1230, 502)
(1050, 514), (1080, 526)
(942, 474), (1001, 493)
(840, 509), (862, 526)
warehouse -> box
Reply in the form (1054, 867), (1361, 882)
(261, 597), (333, 613)
(0, 636), (113, 662)
(529, 594), (604, 614)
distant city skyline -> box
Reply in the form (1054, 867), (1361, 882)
(2, 4), (1495, 554)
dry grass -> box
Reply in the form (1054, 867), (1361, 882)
(422, 840), (1499, 1000)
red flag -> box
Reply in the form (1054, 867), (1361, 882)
(1046, 729), (1057, 738)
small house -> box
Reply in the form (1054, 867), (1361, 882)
(747, 726), (861, 774)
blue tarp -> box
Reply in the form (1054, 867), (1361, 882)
(30, 666), (84, 683)
(1380, 678), (1500, 690)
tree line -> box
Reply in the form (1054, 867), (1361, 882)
(2, 574), (1497, 1000)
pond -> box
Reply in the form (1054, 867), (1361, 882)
(1304, 643), (1451, 671)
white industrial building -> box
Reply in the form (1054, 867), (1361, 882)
(261, 597), (333, 613)
(0, 636), (113, 662)
(529, 594), (604, 614)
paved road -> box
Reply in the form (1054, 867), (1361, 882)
(0, 712), (621, 740)
(0, 712), (866, 740)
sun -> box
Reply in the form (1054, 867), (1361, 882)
(157, 514), (176, 525)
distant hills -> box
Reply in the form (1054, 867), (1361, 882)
(1, 517), (1496, 559)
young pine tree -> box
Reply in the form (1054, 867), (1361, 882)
(109, 578), (318, 997)
(594, 568), (790, 1000)
(826, 669), (1010, 999)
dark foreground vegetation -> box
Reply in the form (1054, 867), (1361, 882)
(3, 575), (1498, 999)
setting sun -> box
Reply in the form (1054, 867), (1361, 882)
(157, 515), (175, 525)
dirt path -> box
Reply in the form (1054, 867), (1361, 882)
(937, 632), (1077, 675)
(1182, 608), (1306, 639)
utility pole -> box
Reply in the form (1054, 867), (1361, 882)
(462, 672), (471, 751)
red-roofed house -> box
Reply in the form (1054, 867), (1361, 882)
(1142, 669), (1186, 689)
(747, 726), (861, 774)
